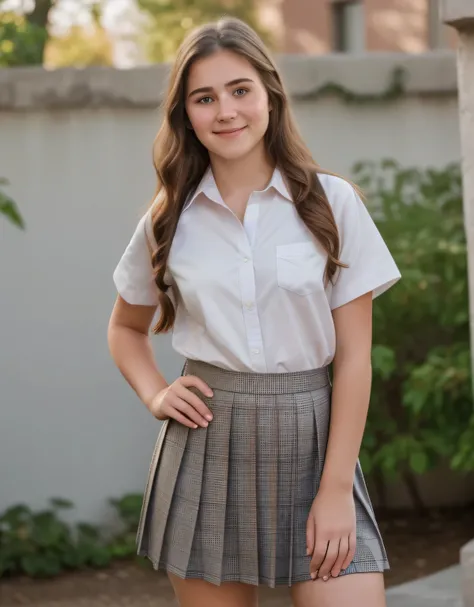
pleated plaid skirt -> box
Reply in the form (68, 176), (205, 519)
(136, 359), (389, 587)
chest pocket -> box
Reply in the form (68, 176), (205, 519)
(276, 241), (324, 296)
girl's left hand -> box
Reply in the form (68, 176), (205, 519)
(306, 486), (357, 581)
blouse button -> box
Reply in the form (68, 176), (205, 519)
(243, 257), (250, 263)
(251, 348), (260, 355)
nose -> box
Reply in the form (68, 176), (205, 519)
(216, 95), (238, 122)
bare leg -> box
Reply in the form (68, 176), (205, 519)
(168, 572), (259, 607)
(290, 572), (386, 607)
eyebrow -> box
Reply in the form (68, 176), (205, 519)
(187, 78), (254, 98)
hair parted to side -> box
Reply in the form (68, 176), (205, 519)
(148, 16), (349, 334)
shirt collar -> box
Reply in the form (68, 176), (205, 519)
(182, 165), (292, 213)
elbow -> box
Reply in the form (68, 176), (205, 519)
(333, 351), (372, 375)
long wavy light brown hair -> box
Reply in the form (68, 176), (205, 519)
(148, 17), (349, 334)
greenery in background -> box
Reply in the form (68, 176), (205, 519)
(0, 9), (48, 66)
(0, 0), (112, 68)
(0, 495), (143, 578)
(358, 160), (474, 510)
(44, 3), (113, 68)
(136, 0), (274, 63)
(2, 161), (474, 578)
(0, 178), (24, 228)
(0, 0), (272, 68)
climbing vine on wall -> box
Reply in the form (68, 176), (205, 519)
(295, 67), (406, 104)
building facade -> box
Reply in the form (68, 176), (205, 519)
(258, 0), (457, 54)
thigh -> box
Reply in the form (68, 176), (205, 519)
(168, 572), (259, 607)
(290, 572), (386, 607)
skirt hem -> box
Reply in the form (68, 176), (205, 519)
(138, 551), (390, 588)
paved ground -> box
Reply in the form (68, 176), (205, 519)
(386, 566), (462, 607)
(1, 565), (462, 607)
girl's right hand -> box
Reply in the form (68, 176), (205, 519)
(149, 375), (214, 428)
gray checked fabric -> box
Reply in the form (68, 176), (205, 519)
(136, 360), (389, 587)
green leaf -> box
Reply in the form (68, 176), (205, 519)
(21, 552), (62, 577)
(50, 498), (74, 510)
(358, 450), (373, 475)
(109, 494), (142, 527)
(77, 522), (100, 540)
(409, 452), (429, 475)
(0, 188), (25, 228)
(87, 546), (111, 568)
(372, 345), (396, 379)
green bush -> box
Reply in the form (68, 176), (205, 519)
(0, 495), (143, 578)
(0, 11), (47, 67)
(356, 160), (474, 508)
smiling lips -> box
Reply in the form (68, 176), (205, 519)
(214, 126), (247, 137)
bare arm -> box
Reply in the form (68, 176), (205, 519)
(320, 290), (373, 492)
(307, 291), (373, 581)
(108, 295), (167, 409)
(107, 295), (213, 427)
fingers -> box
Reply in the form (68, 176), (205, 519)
(341, 531), (357, 571)
(313, 538), (339, 581)
(166, 405), (201, 429)
(160, 375), (214, 429)
(172, 397), (211, 428)
(180, 375), (213, 398)
(175, 378), (213, 421)
(309, 538), (328, 580)
(330, 535), (349, 578)
(306, 517), (315, 558)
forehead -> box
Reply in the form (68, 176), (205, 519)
(186, 49), (260, 92)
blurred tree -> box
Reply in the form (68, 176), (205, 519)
(136, 0), (274, 63)
(44, 4), (113, 68)
(0, 1), (112, 68)
(0, 0), (53, 66)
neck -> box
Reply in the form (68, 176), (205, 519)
(209, 144), (275, 201)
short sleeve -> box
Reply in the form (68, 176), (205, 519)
(324, 176), (401, 310)
(113, 211), (160, 306)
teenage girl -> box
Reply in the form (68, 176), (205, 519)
(108, 17), (401, 607)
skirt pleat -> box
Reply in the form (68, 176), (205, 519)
(230, 393), (259, 583)
(136, 359), (389, 587)
(159, 420), (203, 576)
(255, 395), (278, 584)
(187, 390), (233, 582)
(146, 422), (189, 572)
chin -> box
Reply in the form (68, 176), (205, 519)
(211, 142), (258, 162)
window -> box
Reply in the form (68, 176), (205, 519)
(332, 0), (365, 53)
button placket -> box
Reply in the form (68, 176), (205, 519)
(231, 198), (265, 371)
(239, 251), (266, 372)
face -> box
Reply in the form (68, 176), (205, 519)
(184, 49), (271, 162)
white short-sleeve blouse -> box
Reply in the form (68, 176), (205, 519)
(113, 168), (401, 373)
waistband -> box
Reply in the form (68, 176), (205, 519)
(183, 359), (330, 394)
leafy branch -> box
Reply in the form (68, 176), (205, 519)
(0, 178), (24, 229)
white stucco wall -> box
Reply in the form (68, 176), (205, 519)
(0, 52), (469, 522)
